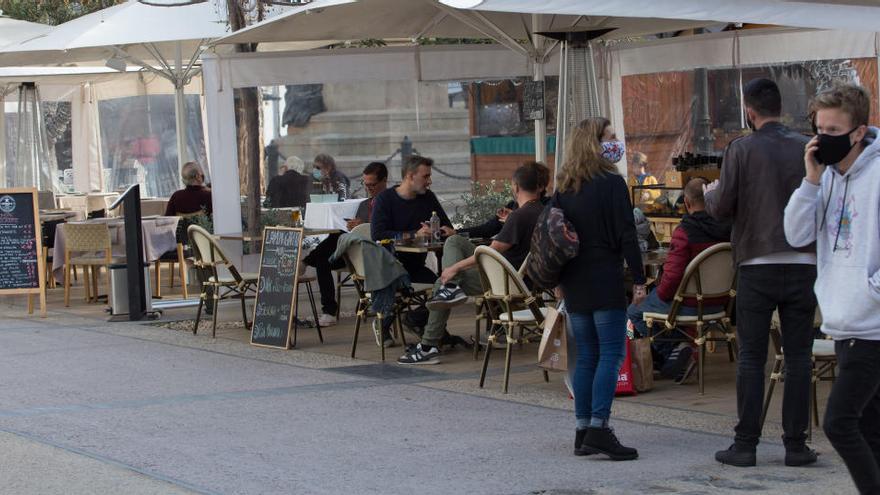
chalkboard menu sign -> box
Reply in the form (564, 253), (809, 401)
(0, 188), (46, 316)
(523, 80), (545, 121)
(251, 227), (303, 349)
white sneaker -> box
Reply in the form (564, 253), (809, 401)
(317, 313), (337, 327)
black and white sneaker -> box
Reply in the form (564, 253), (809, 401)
(397, 343), (440, 365)
(426, 284), (467, 310)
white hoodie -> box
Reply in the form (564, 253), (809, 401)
(785, 127), (880, 340)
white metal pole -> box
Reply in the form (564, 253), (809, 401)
(174, 41), (188, 185)
(554, 41), (568, 192)
(532, 14), (546, 164)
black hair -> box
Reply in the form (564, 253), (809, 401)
(743, 78), (782, 117)
(363, 161), (388, 181)
(513, 161), (542, 193)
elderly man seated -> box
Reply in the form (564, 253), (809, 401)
(397, 162), (546, 365)
(165, 161), (211, 216)
(266, 156), (310, 208)
(626, 177), (731, 378)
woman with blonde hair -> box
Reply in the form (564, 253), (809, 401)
(557, 117), (646, 461)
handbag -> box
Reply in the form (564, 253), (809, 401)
(525, 193), (579, 290)
(538, 307), (568, 372)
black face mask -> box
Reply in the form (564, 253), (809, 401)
(746, 118), (755, 131)
(815, 127), (859, 165)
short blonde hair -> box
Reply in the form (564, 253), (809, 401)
(810, 83), (871, 128)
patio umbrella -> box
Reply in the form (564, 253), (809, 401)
(0, 0), (231, 181)
(216, 0), (712, 162)
(440, 0), (880, 33)
(0, 17), (51, 48)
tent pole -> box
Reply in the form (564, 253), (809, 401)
(554, 41), (568, 192)
(0, 89), (5, 188)
(532, 14), (546, 164)
(174, 41), (188, 184)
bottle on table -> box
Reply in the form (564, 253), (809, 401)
(429, 211), (441, 243)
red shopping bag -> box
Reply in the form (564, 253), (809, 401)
(615, 340), (637, 396)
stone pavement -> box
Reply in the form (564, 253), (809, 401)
(0, 298), (858, 495)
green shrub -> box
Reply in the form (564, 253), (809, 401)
(452, 180), (513, 229)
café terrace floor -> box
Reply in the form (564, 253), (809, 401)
(12, 274), (834, 448)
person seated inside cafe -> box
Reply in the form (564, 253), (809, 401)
(459, 161), (550, 239)
(301, 161), (388, 327)
(266, 156), (311, 208)
(313, 153), (350, 201)
(626, 177), (731, 379)
(371, 155), (454, 284)
(165, 161), (212, 216)
(397, 161), (547, 365)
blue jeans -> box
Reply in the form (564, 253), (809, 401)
(626, 289), (711, 338)
(570, 310), (627, 422)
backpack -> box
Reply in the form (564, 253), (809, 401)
(525, 194), (579, 290)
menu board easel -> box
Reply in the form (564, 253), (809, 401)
(0, 188), (46, 317)
(250, 227), (303, 349)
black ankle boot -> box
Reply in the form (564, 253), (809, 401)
(584, 427), (638, 461)
(574, 428), (595, 456)
(785, 445), (818, 467)
(714, 443), (756, 467)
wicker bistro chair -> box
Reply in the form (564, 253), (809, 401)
(154, 211), (205, 299)
(339, 235), (432, 362)
(643, 242), (737, 395)
(760, 309), (833, 439)
(333, 223), (372, 318)
(474, 246), (549, 394)
(187, 225), (259, 338)
(62, 223), (123, 307)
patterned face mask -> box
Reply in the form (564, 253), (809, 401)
(601, 140), (625, 163)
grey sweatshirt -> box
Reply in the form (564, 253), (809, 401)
(784, 126), (880, 340)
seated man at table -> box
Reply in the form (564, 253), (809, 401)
(165, 161), (212, 216)
(459, 161), (550, 239)
(397, 162), (546, 365)
(301, 161), (388, 327)
(626, 178), (731, 378)
(371, 155), (454, 284)
(266, 156), (310, 208)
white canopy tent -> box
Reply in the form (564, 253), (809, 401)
(218, 0), (712, 164)
(1, 67), (203, 193)
(0, 0), (230, 182)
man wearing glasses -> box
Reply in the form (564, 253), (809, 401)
(302, 162), (388, 327)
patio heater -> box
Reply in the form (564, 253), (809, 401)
(538, 29), (615, 188)
(12, 82), (55, 191)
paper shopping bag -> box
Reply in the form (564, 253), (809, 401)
(538, 307), (568, 372)
(630, 337), (654, 393)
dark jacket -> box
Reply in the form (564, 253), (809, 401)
(657, 211), (731, 305)
(460, 195), (550, 239)
(558, 173), (645, 313)
(266, 170), (311, 208)
(705, 122), (811, 264)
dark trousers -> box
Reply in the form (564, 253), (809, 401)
(823, 339), (880, 495)
(302, 234), (344, 315)
(398, 252), (438, 284)
(734, 264), (817, 448)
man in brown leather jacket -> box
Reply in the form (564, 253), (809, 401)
(705, 78), (818, 468)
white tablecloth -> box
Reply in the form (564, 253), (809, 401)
(304, 199), (365, 231)
(51, 216), (180, 283)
